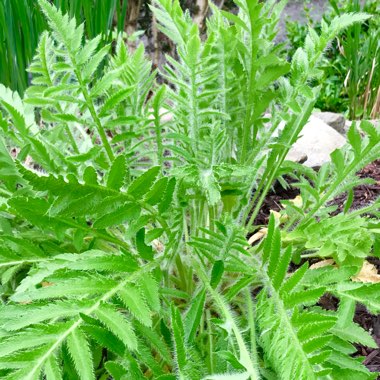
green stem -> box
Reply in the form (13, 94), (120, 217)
(245, 98), (315, 231)
(153, 107), (164, 169)
(245, 288), (259, 367)
(73, 65), (114, 162)
(193, 260), (261, 380)
(298, 144), (376, 228)
(206, 309), (214, 374)
(241, 14), (258, 163)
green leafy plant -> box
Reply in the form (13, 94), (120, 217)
(286, 0), (380, 119)
(0, 0), (379, 379)
(330, 0), (380, 119)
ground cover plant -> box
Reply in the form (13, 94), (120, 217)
(0, 0), (380, 379)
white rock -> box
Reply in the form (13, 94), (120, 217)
(313, 111), (346, 135)
(285, 146), (307, 164)
(345, 119), (352, 132)
(288, 116), (347, 168)
(345, 119), (379, 136)
(369, 119), (380, 128)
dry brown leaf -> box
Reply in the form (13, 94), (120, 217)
(152, 239), (164, 252)
(41, 281), (54, 287)
(310, 259), (335, 270)
(248, 228), (268, 246)
(290, 195), (303, 208)
(270, 209), (289, 223)
(352, 261), (380, 283)
(270, 210), (281, 220)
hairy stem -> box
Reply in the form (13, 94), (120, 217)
(193, 259), (261, 380)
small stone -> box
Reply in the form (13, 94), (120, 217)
(345, 120), (352, 133)
(289, 116), (347, 168)
(285, 147), (307, 164)
(345, 119), (379, 136)
(313, 112), (346, 135)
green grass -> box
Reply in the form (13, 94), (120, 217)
(0, 0), (46, 94)
(0, 0), (128, 95)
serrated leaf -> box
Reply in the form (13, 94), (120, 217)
(347, 123), (362, 155)
(105, 361), (128, 379)
(136, 228), (154, 261)
(66, 328), (95, 380)
(137, 274), (160, 312)
(76, 35), (101, 65)
(128, 166), (161, 198)
(82, 44), (110, 80)
(81, 324), (125, 356)
(171, 304), (187, 372)
(99, 87), (134, 117)
(94, 303), (137, 351)
(93, 203), (140, 229)
(107, 154), (127, 190)
(44, 354), (62, 380)
(210, 260), (224, 289)
(184, 288), (206, 343)
(159, 177), (176, 213)
(145, 177), (168, 205)
(118, 284), (152, 327)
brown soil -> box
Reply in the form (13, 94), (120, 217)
(257, 160), (380, 375)
(253, 179), (300, 226)
(330, 160), (380, 214)
(255, 159), (380, 225)
(354, 302), (380, 374)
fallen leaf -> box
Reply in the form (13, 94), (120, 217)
(352, 261), (380, 283)
(248, 228), (268, 246)
(270, 209), (289, 223)
(310, 259), (335, 270)
(41, 281), (54, 287)
(152, 239), (164, 252)
(289, 195), (303, 208)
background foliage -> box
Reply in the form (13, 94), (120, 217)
(286, 0), (380, 119)
(0, 0), (128, 94)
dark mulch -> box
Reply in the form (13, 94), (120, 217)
(354, 304), (380, 372)
(253, 178), (300, 226)
(255, 159), (380, 226)
(256, 160), (380, 374)
(321, 160), (380, 375)
(330, 159), (380, 214)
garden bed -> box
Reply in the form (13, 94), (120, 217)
(257, 159), (380, 375)
(1, 1), (379, 378)
(257, 159), (380, 225)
